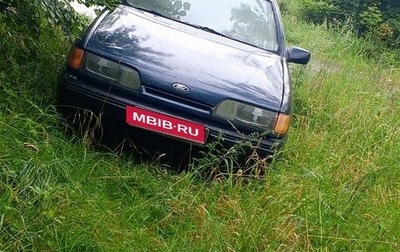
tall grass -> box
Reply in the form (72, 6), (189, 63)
(1, 3), (400, 251)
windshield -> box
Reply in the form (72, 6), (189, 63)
(124, 0), (279, 52)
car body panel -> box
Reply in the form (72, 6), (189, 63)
(85, 6), (285, 112)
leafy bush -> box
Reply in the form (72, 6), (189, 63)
(0, 0), (118, 112)
(301, 0), (336, 24)
(0, 0), (118, 39)
(299, 0), (400, 48)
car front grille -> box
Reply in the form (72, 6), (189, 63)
(142, 86), (212, 113)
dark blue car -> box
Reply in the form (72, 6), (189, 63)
(57, 0), (310, 159)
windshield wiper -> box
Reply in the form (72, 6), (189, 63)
(192, 25), (231, 39)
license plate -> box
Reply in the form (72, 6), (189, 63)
(126, 106), (206, 144)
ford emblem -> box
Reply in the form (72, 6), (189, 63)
(172, 83), (190, 92)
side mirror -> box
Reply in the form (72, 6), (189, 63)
(287, 46), (310, 65)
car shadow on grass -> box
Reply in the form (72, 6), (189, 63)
(59, 107), (278, 179)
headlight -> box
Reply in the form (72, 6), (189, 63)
(214, 100), (277, 130)
(84, 52), (141, 90)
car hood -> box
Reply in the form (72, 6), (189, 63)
(85, 5), (285, 111)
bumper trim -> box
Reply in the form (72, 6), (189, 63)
(57, 75), (285, 157)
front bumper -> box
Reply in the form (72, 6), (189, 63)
(57, 72), (285, 158)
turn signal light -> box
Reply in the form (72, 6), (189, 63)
(68, 47), (85, 69)
(274, 113), (291, 135)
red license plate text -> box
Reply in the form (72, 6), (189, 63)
(126, 106), (206, 144)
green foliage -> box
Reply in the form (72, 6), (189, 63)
(0, 0), (118, 85)
(359, 6), (382, 32)
(302, 0), (336, 24)
(299, 0), (400, 48)
(0, 0), (118, 40)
